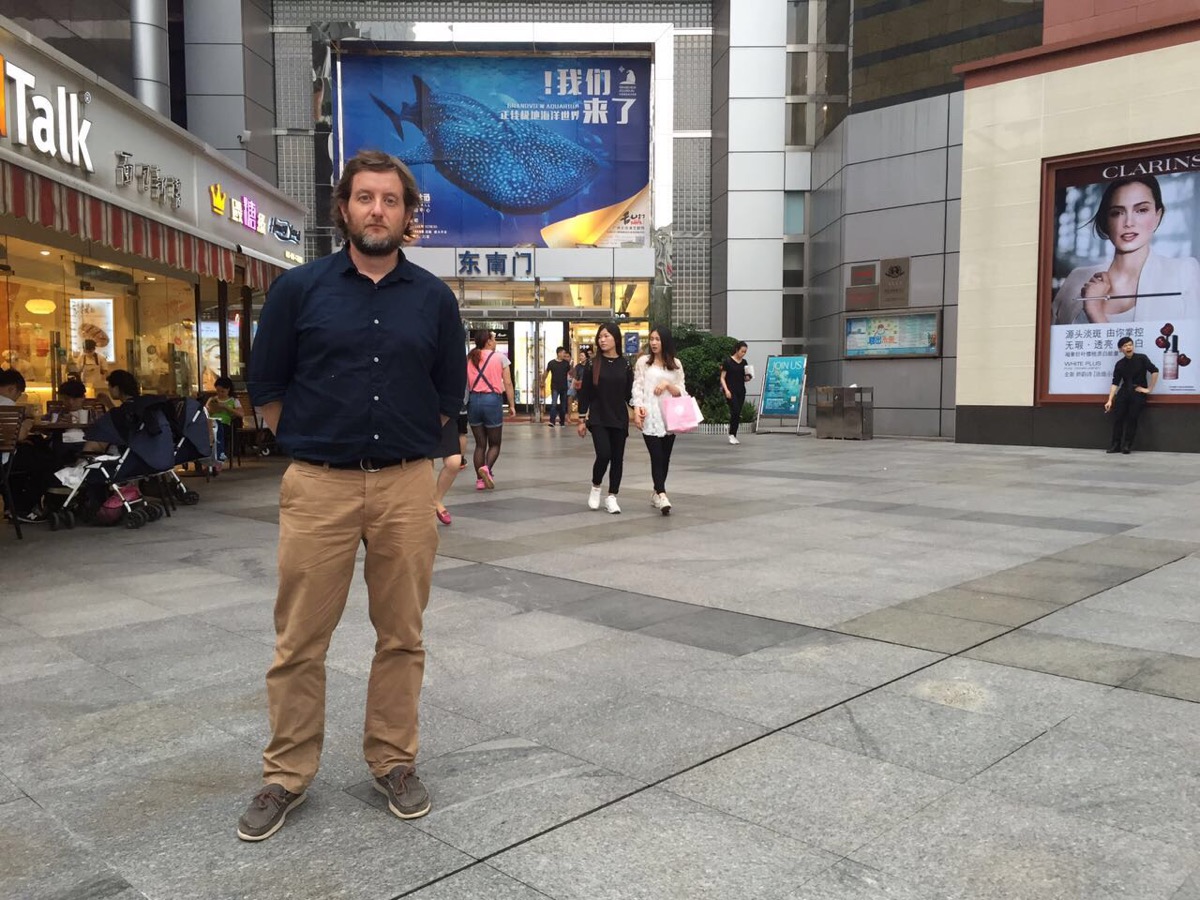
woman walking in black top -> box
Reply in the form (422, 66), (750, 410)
(720, 341), (752, 445)
(576, 323), (633, 514)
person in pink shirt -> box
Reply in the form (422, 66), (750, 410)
(465, 330), (516, 490)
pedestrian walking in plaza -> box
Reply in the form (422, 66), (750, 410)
(720, 340), (752, 444)
(632, 326), (685, 515)
(1104, 335), (1159, 453)
(572, 347), (592, 420)
(544, 346), (572, 426)
(241, 149), (466, 842)
(577, 322), (633, 513)
(467, 329), (516, 490)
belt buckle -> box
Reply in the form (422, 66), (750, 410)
(360, 458), (382, 473)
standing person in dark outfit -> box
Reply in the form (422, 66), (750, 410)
(240, 150), (466, 842)
(1104, 335), (1159, 454)
(576, 323), (633, 514)
(720, 341), (753, 444)
(544, 346), (572, 427)
(572, 348), (592, 419)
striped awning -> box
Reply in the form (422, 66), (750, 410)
(239, 252), (280, 294)
(0, 159), (237, 283)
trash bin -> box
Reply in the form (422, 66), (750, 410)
(815, 386), (873, 440)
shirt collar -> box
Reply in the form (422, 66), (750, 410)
(336, 244), (415, 284)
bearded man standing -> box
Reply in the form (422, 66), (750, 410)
(239, 150), (466, 841)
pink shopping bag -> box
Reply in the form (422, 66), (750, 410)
(661, 394), (704, 433)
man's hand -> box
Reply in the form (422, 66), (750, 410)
(1104, 399), (1112, 412)
(577, 420), (588, 438)
(1135, 387), (1150, 394)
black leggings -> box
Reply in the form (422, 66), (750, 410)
(590, 425), (627, 494)
(471, 424), (503, 473)
(643, 434), (676, 494)
(728, 392), (745, 436)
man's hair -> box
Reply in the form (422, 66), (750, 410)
(1117, 336), (1134, 349)
(0, 368), (26, 392)
(59, 379), (86, 399)
(332, 150), (421, 243)
(214, 376), (234, 391)
(106, 369), (140, 397)
(556, 346), (566, 354)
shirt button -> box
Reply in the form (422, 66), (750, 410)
(373, 356), (379, 363)
(374, 318), (380, 324)
(373, 434), (380, 440)
(373, 395), (379, 401)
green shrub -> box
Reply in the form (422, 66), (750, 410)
(674, 327), (755, 424)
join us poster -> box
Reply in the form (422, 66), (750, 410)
(1046, 142), (1200, 397)
(334, 54), (652, 249)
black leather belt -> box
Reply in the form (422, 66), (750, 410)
(294, 456), (424, 472)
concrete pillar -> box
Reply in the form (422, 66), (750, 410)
(131, 0), (171, 116)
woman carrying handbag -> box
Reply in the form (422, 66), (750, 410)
(632, 326), (686, 515)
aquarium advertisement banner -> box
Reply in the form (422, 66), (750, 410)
(1046, 141), (1200, 397)
(334, 54), (652, 249)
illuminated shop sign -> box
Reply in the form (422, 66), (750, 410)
(209, 183), (303, 250)
(0, 52), (94, 173)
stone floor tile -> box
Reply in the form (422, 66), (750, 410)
(972, 729), (1200, 849)
(524, 690), (766, 782)
(883, 657), (1113, 728)
(791, 691), (1048, 782)
(1082, 561), (1200, 624)
(1121, 653), (1200, 703)
(1048, 535), (1197, 570)
(956, 558), (1144, 604)
(0, 637), (91, 685)
(431, 563), (602, 608)
(0, 664), (149, 733)
(663, 733), (956, 857)
(11, 597), (176, 639)
(836, 607), (1009, 653)
(442, 610), (618, 659)
(1056, 687), (1200, 756)
(1027, 605), (1200, 656)
(729, 630), (943, 686)
(347, 737), (641, 857)
(554, 590), (696, 631)
(637, 608), (814, 656)
(544, 631), (731, 692)
(787, 860), (955, 900)
(851, 788), (1196, 900)
(0, 772), (23, 804)
(491, 788), (836, 900)
(647, 666), (865, 729)
(406, 864), (555, 899)
(0, 798), (144, 900)
(964, 630), (1157, 686)
(897, 588), (1061, 627)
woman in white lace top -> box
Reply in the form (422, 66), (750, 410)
(632, 326), (686, 514)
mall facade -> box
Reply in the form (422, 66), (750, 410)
(9, 1), (1197, 447)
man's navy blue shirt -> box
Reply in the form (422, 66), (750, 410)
(247, 246), (466, 464)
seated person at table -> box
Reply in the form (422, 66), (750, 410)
(48, 379), (90, 450)
(81, 369), (141, 454)
(205, 376), (243, 462)
(1, 369), (55, 524)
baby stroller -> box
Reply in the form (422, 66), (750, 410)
(155, 397), (209, 505)
(53, 398), (178, 529)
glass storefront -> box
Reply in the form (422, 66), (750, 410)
(0, 235), (201, 410)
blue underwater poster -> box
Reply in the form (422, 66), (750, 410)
(335, 55), (652, 248)
(760, 356), (808, 418)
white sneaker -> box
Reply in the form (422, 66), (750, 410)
(728, 435), (740, 445)
(588, 486), (602, 510)
(604, 494), (621, 514)
(657, 493), (671, 513)
(651, 492), (662, 508)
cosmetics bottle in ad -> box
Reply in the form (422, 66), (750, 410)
(1163, 335), (1179, 381)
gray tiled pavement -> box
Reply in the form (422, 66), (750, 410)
(2, 428), (1200, 899)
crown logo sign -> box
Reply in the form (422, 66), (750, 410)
(209, 183), (228, 216)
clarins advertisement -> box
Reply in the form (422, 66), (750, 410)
(1046, 142), (1200, 397)
(333, 54), (652, 249)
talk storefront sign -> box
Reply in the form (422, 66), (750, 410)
(1041, 137), (1200, 402)
(333, 54), (651, 249)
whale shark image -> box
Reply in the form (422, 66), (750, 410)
(371, 76), (602, 215)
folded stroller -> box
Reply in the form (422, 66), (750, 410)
(54, 398), (178, 528)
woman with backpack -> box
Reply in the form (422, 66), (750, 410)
(466, 329), (516, 490)
(576, 323), (633, 514)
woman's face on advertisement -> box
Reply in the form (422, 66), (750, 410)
(1105, 182), (1162, 253)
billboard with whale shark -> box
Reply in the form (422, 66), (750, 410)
(334, 54), (652, 250)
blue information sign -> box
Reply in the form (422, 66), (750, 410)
(760, 355), (808, 418)
(334, 54), (652, 248)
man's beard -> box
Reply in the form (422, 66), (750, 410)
(349, 223), (403, 256)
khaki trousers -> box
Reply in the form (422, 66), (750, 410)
(262, 459), (438, 793)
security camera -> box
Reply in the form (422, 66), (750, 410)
(237, 130), (252, 144)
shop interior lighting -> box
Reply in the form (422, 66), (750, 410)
(39, 250), (50, 256)
(25, 298), (56, 315)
